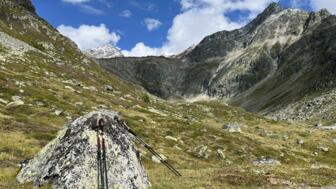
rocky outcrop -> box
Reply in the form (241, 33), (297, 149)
(17, 110), (150, 189)
(0, 0), (35, 13)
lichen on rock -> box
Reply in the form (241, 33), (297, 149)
(17, 110), (150, 189)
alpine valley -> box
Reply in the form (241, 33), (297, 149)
(0, 0), (336, 189)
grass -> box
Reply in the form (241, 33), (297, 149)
(0, 4), (335, 188)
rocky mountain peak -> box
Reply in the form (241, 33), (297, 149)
(84, 43), (123, 59)
(318, 8), (332, 18)
(264, 2), (283, 14)
(304, 8), (332, 31)
(244, 2), (284, 32)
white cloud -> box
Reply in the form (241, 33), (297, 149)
(310, 0), (336, 14)
(144, 18), (162, 31)
(124, 0), (277, 57)
(79, 4), (104, 15)
(122, 43), (160, 57)
(120, 10), (132, 18)
(62, 0), (90, 4)
(57, 24), (120, 50)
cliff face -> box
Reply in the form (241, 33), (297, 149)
(98, 4), (336, 121)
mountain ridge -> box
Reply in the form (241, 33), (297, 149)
(97, 3), (336, 122)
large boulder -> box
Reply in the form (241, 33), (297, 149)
(17, 110), (150, 189)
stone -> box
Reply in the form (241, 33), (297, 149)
(86, 86), (97, 91)
(104, 85), (114, 92)
(194, 145), (210, 159)
(65, 86), (75, 92)
(6, 100), (24, 107)
(222, 123), (242, 133)
(17, 110), (150, 189)
(165, 136), (178, 142)
(319, 125), (336, 130)
(296, 139), (304, 145)
(318, 146), (329, 152)
(54, 109), (63, 116)
(216, 149), (226, 159)
(174, 145), (182, 151)
(11, 95), (22, 101)
(75, 102), (83, 106)
(332, 139), (336, 144)
(311, 163), (330, 169)
(0, 98), (8, 104)
(35, 101), (44, 106)
(15, 80), (26, 87)
(253, 157), (281, 166)
(151, 154), (167, 163)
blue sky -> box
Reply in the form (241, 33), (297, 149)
(31, 0), (334, 56)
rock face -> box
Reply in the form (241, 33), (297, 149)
(17, 110), (150, 189)
(84, 43), (123, 59)
(0, 0), (35, 13)
(97, 3), (336, 121)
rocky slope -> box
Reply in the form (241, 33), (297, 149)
(98, 3), (336, 122)
(84, 43), (123, 59)
(1, 1), (336, 188)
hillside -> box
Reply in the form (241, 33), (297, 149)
(0, 1), (335, 188)
(98, 3), (336, 123)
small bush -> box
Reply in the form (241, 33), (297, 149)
(142, 94), (150, 103)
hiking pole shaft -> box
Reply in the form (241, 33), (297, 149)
(102, 138), (109, 189)
(120, 122), (182, 177)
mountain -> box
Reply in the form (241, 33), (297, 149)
(97, 3), (336, 123)
(84, 43), (123, 59)
(1, 1), (336, 188)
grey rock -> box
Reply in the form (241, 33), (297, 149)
(104, 85), (114, 92)
(319, 125), (336, 130)
(194, 145), (210, 159)
(35, 101), (44, 106)
(222, 123), (242, 133)
(54, 109), (63, 116)
(216, 149), (225, 159)
(253, 157), (281, 166)
(332, 139), (336, 144)
(7, 100), (24, 107)
(296, 139), (304, 145)
(165, 136), (178, 142)
(75, 102), (83, 106)
(17, 110), (150, 189)
(0, 98), (8, 104)
(318, 146), (329, 152)
(11, 95), (22, 101)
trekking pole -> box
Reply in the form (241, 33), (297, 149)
(96, 127), (101, 189)
(99, 119), (109, 189)
(95, 118), (109, 189)
(119, 121), (182, 177)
